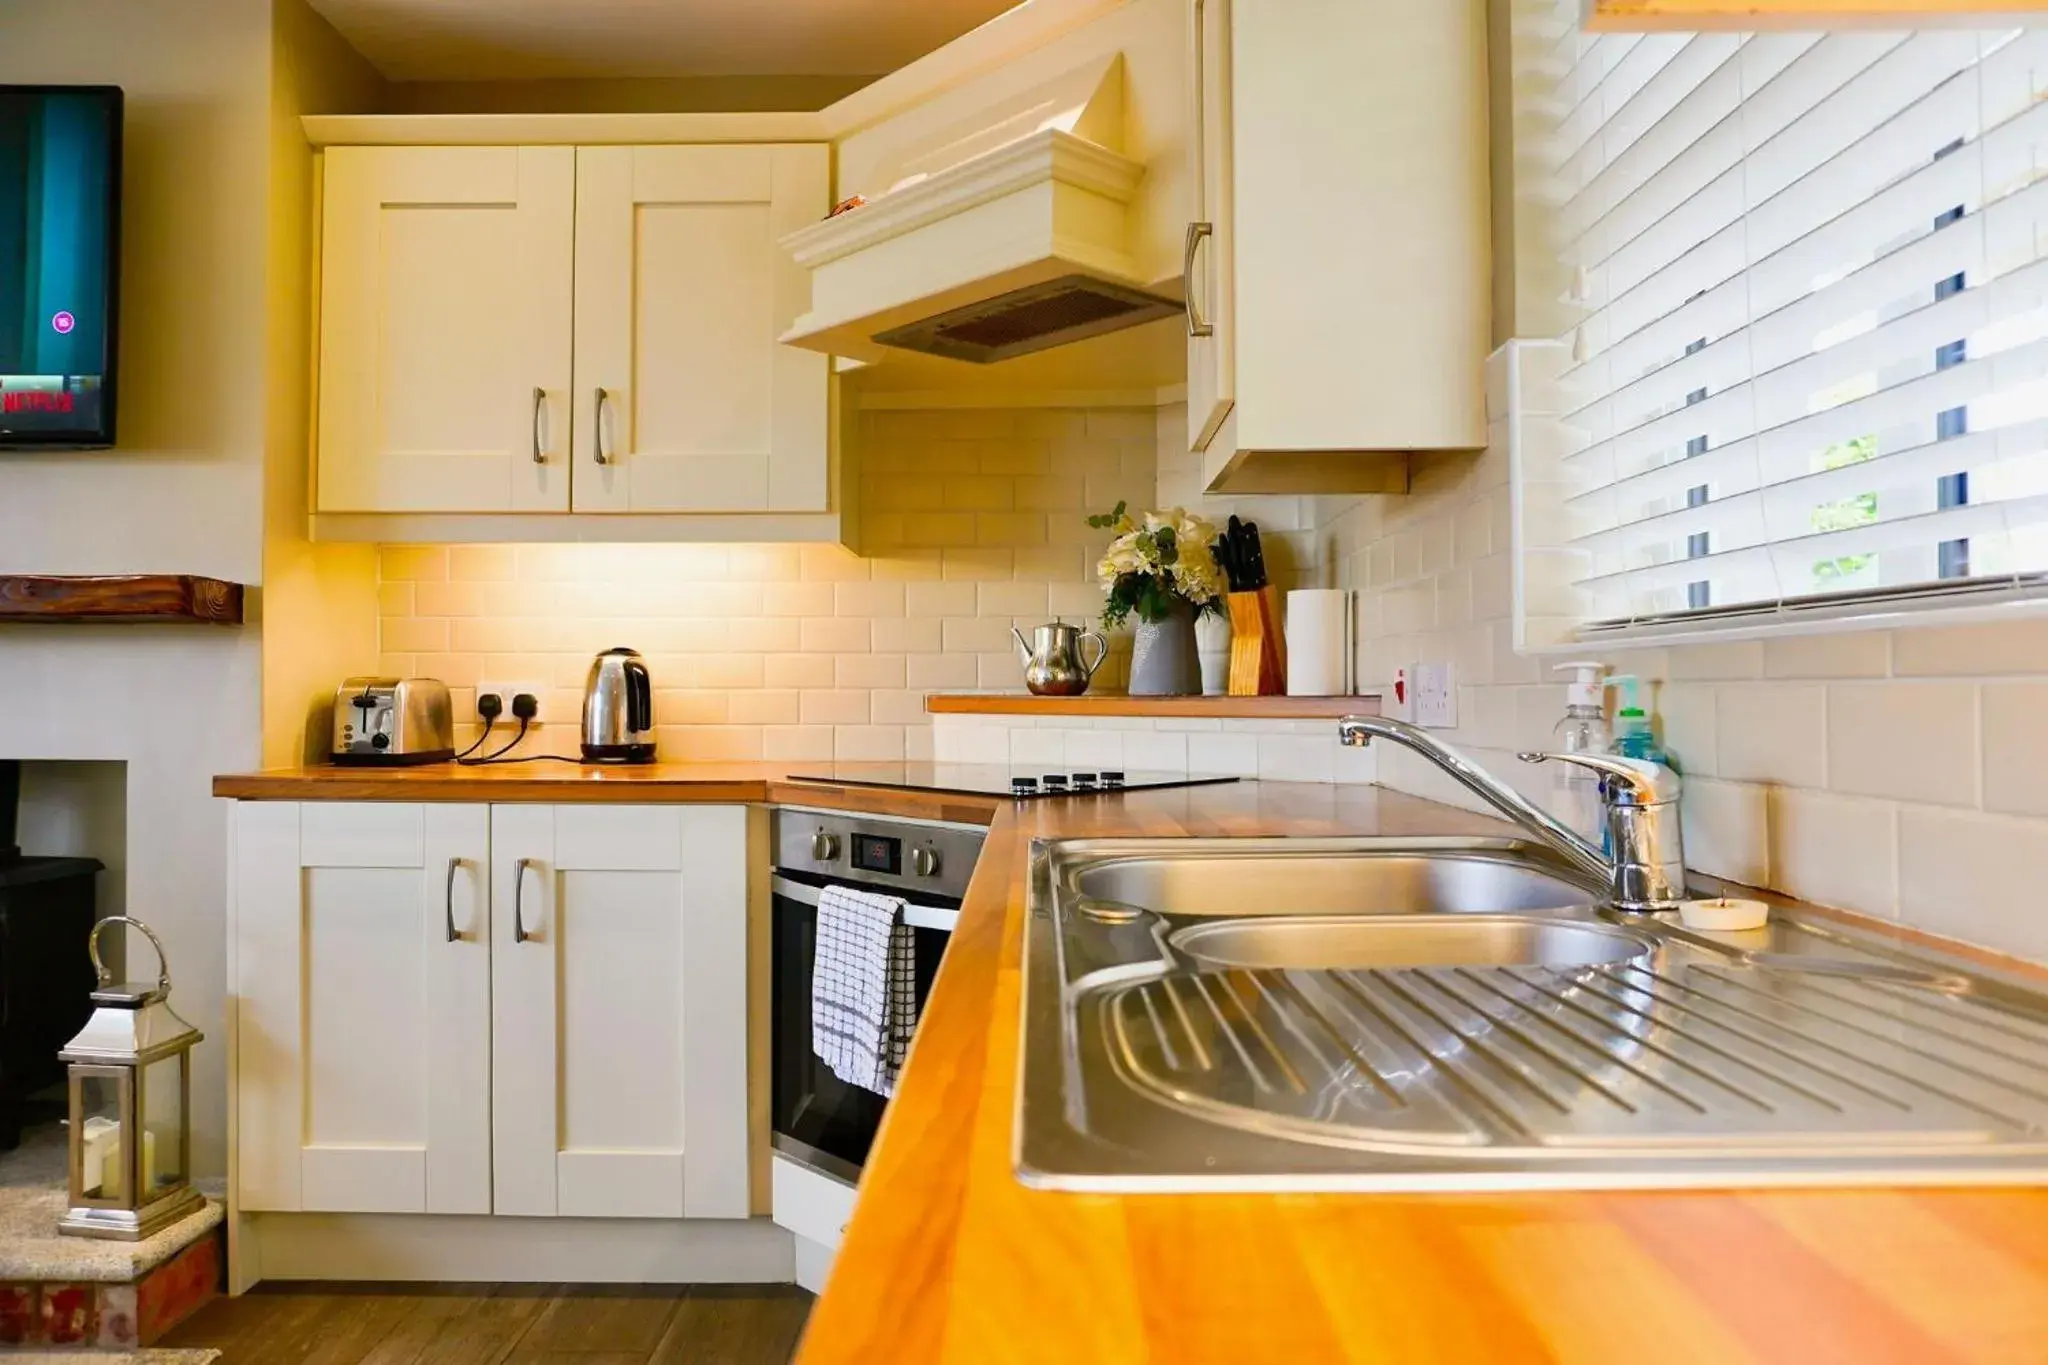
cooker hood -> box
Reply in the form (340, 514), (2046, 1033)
(778, 55), (1178, 366)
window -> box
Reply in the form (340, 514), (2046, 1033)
(1517, 22), (2048, 639)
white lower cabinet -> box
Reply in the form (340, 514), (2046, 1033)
(231, 801), (750, 1224)
(489, 804), (749, 1219)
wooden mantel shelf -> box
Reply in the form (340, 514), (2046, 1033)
(0, 574), (246, 625)
(925, 692), (1380, 719)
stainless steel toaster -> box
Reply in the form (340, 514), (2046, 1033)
(331, 678), (455, 766)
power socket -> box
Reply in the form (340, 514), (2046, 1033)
(477, 680), (549, 725)
(1414, 662), (1457, 728)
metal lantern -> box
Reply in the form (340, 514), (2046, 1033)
(58, 917), (204, 1240)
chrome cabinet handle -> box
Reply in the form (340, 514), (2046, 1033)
(1183, 222), (1214, 338)
(513, 856), (538, 943)
(445, 857), (462, 943)
(593, 387), (612, 466)
(531, 387), (547, 464)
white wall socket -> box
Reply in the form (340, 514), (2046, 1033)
(477, 680), (550, 724)
(1414, 662), (1457, 728)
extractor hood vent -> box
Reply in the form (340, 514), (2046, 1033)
(778, 54), (1179, 369)
(873, 275), (1178, 364)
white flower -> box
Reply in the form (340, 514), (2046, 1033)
(1092, 506), (1225, 609)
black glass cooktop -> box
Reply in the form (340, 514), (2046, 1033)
(784, 763), (1240, 800)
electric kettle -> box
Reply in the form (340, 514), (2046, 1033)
(581, 647), (656, 764)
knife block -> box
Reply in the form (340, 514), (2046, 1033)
(1225, 587), (1287, 697)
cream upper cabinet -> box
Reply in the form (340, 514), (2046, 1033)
(314, 142), (830, 528)
(232, 802), (493, 1215)
(1191, 0), (1490, 494)
(1184, 0), (1235, 458)
(573, 145), (829, 514)
(317, 147), (576, 514)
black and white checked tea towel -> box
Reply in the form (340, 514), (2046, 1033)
(812, 883), (919, 1097)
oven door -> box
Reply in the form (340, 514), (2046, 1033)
(770, 872), (957, 1183)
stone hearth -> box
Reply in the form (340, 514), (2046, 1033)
(0, 1121), (223, 1350)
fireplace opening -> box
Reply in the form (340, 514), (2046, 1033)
(0, 760), (123, 1152)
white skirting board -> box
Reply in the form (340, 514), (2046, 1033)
(236, 1212), (795, 1285)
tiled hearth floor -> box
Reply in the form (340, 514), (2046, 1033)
(0, 1116), (223, 1351)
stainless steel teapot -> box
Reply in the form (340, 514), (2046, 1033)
(1011, 620), (1109, 696)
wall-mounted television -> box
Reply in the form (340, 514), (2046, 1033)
(0, 86), (122, 449)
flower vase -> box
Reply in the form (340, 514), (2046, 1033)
(1128, 600), (1202, 697)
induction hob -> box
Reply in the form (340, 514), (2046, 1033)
(783, 763), (1240, 800)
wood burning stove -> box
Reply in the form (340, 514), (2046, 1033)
(0, 761), (103, 1148)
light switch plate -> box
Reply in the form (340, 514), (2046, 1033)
(1414, 663), (1457, 728)
(477, 679), (550, 724)
(1387, 665), (1415, 722)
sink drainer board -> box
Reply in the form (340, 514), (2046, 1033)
(1020, 836), (2048, 1191)
(1098, 959), (2048, 1157)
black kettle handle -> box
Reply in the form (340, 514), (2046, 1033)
(626, 659), (652, 735)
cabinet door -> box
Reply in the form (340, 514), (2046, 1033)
(317, 145), (575, 513)
(490, 804), (749, 1219)
(233, 802), (491, 1215)
(572, 144), (829, 514)
(1186, 0), (1236, 457)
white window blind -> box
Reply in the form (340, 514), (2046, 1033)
(1531, 16), (2048, 634)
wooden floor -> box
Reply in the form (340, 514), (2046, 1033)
(160, 1283), (813, 1365)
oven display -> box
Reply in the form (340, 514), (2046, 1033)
(851, 833), (901, 876)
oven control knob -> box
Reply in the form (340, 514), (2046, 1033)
(811, 828), (841, 862)
(909, 845), (940, 878)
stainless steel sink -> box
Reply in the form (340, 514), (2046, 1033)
(1018, 836), (2048, 1192)
(1069, 841), (1591, 918)
(1170, 914), (1652, 971)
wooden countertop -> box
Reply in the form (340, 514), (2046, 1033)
(796, 782), (2048, 1365)
(211, 762), (1005, 825)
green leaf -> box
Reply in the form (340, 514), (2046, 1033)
(1086, 498), (1130, 530)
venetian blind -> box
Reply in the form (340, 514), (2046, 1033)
(1541, 21), (2048, 632)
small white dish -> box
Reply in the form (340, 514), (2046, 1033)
(1678, 897), (1770, 932)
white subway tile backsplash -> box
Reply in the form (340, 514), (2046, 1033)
(1666, 641), (1765, 681)
(1826, 681), (1978, 808)
(1763, 631), (1890, 680)
(1058, 729), (1122, 769)
(1121, 730), (1190, 773)
(1679, 778), (1770, 887)
(1768, 788), (1897, 919)
(1715, 684), (1826, 789)
(1898, 805), (2048, 960)
(1982, 682), (2048, 818)
(1892, 619), (2048, 676)
(1258, 734), (1335, 784)
(1188, 732), (1260, 777)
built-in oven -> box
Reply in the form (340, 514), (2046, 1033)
(769, 807), (986, 1186)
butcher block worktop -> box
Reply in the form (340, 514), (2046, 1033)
(793, 782), (2048, 1365)
(211, 762), (1004, 824)
(212, 767), (2048, 1360)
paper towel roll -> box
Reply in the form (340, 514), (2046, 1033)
(1285, 589), (1352, 696)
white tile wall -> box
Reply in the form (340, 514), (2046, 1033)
(930, 715), (1379, 786)
(1315, 345), (2048, 962)
(380, 405), (1315, 765)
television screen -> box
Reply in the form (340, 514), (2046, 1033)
(0, 86), (121, 448)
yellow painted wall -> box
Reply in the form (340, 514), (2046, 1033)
(259, 0), (387, 767)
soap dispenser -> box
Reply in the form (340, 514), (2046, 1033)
(1548, 662), (1611, 844)
(1608, 675), (1678, 771)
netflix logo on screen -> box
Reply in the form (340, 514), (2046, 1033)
(2, 388), (73, 414)
(0, 376), (101, 434)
